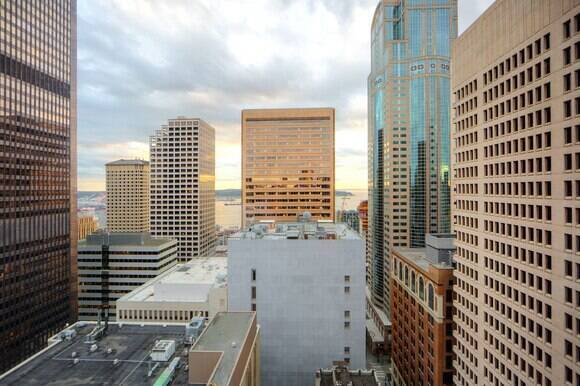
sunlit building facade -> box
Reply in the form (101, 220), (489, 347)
(106, 159), (150, 233)
(78, 215), (98, 240)
(241, 108), (335, 227)
(0, 0), (77, 372)
(368, 0), (456, 319)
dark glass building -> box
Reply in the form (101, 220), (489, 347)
(368, 0), (456, 318)
(0, 0), (77, 372)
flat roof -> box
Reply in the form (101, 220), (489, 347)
(318, 367), (379, 386)
(191, 312), (255, 386)
(394, 248), (454, 271)
(78, 232), (176, 249)
(118, 257), (227, 303)
(0, 323), (189, 385)
(106, 159), (149, 166)
(231, 222), (361, 241)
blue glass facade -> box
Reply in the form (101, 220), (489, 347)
(368, 0), (456, 311)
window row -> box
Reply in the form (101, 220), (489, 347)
(484, 157), (552, 177)
(484, 181), (552, 198)
(484, 132), (551, 158)
(484, 238), (553, 271)
(483, 33), (551, 86)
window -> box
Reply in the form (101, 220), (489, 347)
(564, 46), (572, 65)
(419, 277), (425, 300)
(565, 154), (573, 170)
(344, 286), (350, 294)
(565, 127), (573, 144)
(564, 19), (571, 39)
(344, 310), (350, 318)
(428, 284), (435, 310)
(344, 321), (351, 329)
(344, 346), (350, 354)
(564, 100), (572, 118)
(344, 275), (350, 283)
(251, 269), (256, 281)
(565, 73), (572, 91)
(251, 286), (256, 299)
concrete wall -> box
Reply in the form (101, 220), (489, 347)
(228, 238), (365, 386)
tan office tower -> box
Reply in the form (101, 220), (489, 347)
(242, 108), (335, 227)
(106, 159), (150, 232)
(150, 118), (216, 262)
(452, 2), (580, 386)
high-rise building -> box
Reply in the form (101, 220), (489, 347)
(106, 159), (150, 233)
(228, 216), (365, 386)
(78, 214), (98, 240)
(77, 232), (178, 321)
(241, 108), (335, 227)
(390, 234), (455, 386)
(337, 209), (360, 232)
(150, 117), (216, 262)
(452, 2), (580, 386)
(367, 0), (457, 320)
(0, 0), (77, 372)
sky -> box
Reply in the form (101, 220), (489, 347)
(77, 0), (494, 191)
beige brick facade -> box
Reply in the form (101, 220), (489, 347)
(452, 1), (580, 385)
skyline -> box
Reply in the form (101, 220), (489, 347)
(78, 0), (494, 191)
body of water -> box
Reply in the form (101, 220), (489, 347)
(216, 189), (368, 229)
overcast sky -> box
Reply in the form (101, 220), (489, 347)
(77, 0), (494, 191)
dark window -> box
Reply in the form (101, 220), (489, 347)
(564, 46), (572, 65)
(565, 73), (572, 91)
(564, 20), (571, 39)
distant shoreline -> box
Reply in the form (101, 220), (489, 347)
(78, 189), (363, 200)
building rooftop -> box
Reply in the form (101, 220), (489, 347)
(118, 257), (227, 303)
(0, 323), (189, 385)
(394, 234), (455, 271)
(189, 312), (256, 385)
(78, 232), (176, 249)
(231, 215), (361, 241)
(316, 366), (380, 386)
(106, 159), (149, 166)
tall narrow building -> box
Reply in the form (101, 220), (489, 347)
(241, 108), (335, 227)
(150, 117), (216, 262)
(452, 1), (580, 386)
(0, 0), (77, 372)
(368, 0), (457, 320)
(106, 159), (150, 233)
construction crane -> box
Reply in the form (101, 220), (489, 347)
(341, 196), (351, 211)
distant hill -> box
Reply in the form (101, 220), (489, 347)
(78, 189), (354, 201)
(216, 189), (241, 199)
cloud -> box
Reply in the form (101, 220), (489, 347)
(77, 0), (491, 191)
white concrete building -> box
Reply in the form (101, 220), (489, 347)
(78, 232), (178, 321)
(116, 257), (228, 323)
(150, 117), (217, 262)
(228, 216), (366, 386)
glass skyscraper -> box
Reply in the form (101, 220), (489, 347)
(0, 0), (77, 372)
(368, 0), (456, 315)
